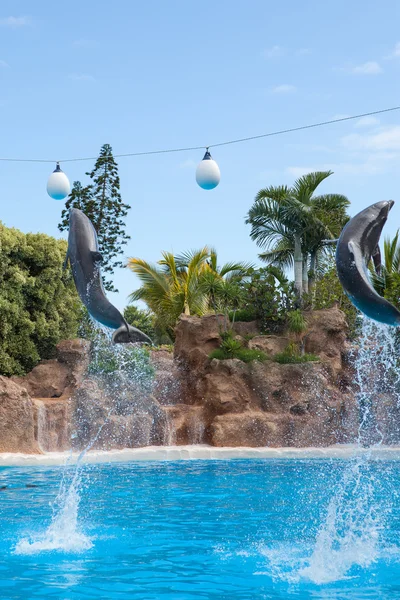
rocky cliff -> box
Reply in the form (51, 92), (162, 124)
(0, 307), (381, 453)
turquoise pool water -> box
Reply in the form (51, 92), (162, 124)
(1, 458), (399, 599)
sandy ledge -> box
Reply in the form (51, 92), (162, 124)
(1, 444), (400, 466)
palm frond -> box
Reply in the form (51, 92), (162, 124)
(291, 171), (333, 204)
(259, 247), (294, 269)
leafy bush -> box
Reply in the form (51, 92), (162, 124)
(309, 266), (359, 338)
(0, 224), (81, 375)
(220, 332), (243, 355)
(274, 351), (319, 364)
(229, 307), (257, 322)
(287, 310), (307, 335)
(240, 267), (297, 334)
(209, 331), (267, 363)
(209, 347), (267, 363)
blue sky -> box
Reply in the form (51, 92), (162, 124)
(1, 0), (400, 309)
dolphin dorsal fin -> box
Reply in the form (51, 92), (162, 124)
(91, 251), (103, 263)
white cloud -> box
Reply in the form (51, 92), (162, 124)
(354, 116), (380, 128)
(271, 84), (297, 94)
(179, 159), (196, 169)
(0, 16), (30, 27)
(341, 126), (400, 151)
(351, 61), (382, 74)
(286, 157), (391, 178)
(0, 60), (9, 68)
(385, 42), (400, 59)
(263, 45), (286, 59)
(68, 73), (96, 82)
(285, 124), (400, 180)
(331, 113), (350, 120)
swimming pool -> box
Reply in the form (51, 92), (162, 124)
(1, 458), (399, 599)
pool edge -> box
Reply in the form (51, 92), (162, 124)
(2, 444), (400, 466)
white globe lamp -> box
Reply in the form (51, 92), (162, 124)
(196, 149), (220, 190)
(47, 162), (70, 200)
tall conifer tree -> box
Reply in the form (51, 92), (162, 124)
(59, 181), (93, 227)
(58, 144), (131, 292)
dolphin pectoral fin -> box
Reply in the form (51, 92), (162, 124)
(372, 244), (382, 274)
(91, 251), (104, 263)
(347, 241), (356, 260)
(63, 251), (69, 271)
(112, 324), (153, 345)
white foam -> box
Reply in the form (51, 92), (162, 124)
(3, 444), (400, 466)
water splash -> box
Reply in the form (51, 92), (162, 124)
(299, 456), (382, 583)
(298, 319), (399, 583)
(14, 328), (155, 555)
(14, 462), (92, 554)
(257, 319), (400, 584)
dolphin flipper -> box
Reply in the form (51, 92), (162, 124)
(91, 251), (103, 263)
(63, 251), (69, 271)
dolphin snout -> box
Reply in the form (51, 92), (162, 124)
(378, 199), (395, 217)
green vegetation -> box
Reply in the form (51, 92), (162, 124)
(59, 143), (131, 292)
(238, 266), (296, 334)
(287, 309), (308, 354)
(209, 347), (267, 363)
(310, 262), (359, 338)
(274, 350), (319, 364)
(246, 171), (349, 297)
(370, 231), (400, 312)
(128, 247), (252, 339)
(0, 223), (80, 375)
(273, 313), (316, 363)
(208, 331), (267, 363)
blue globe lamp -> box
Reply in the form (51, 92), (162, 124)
(196, 149), (220, 190)
(47, 162), (70, 200)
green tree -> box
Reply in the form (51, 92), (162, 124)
(128, 248), (210, 338)
(246, 172), (349, 296)
(128, 247), (252, 337)
(58, 144), (131, 292)
(0, 223), (81, 375)
(58, 181), (93, 226)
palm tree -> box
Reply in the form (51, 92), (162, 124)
(246, 171), (349, 295)
(128, 247), (253, 336)
(370, 231), (400, 308)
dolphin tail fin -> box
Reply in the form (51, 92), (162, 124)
(112, 324), (153, 345)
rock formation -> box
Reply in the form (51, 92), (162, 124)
(0, 306), (387, 453)
(170, 308), (358, 447)
(0, 376), (39, 453)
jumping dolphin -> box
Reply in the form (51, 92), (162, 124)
(65, 208), (152, 344)
(336, 200), (400, 326)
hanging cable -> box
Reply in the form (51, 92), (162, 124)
(0, 105), (398, 164)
